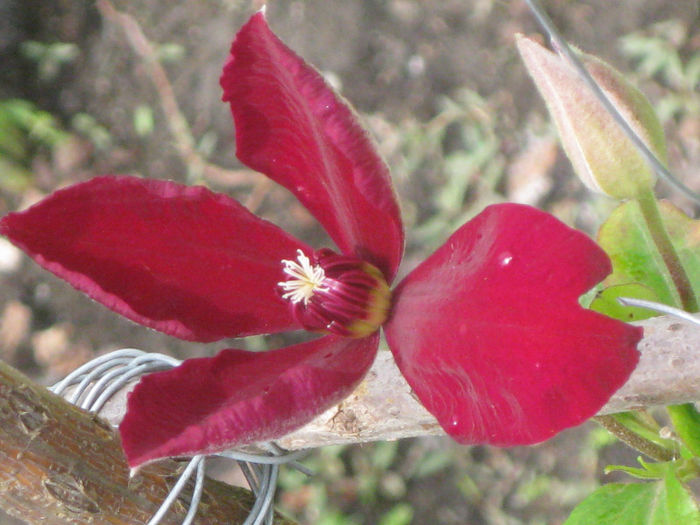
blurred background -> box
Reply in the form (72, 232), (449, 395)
(0, 0), (698, 523)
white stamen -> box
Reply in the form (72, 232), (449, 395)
(278, 249), (328, 305)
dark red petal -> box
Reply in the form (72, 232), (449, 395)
(221, 12), (404, 281)
(385, 203), (641, 446)
(0, 175), (309, 341)
(120, 333), (379, 467)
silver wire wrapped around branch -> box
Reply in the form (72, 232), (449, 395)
(52, 350), (308, 525)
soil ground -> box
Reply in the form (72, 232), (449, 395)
(0, 1), (698, 524)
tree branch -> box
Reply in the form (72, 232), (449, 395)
(0, 361), (294, 524)
(1, 316), (696, 522)
(91, 315), (700, 451)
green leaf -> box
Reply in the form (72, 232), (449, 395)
(371, 441), (399, 471)
(612, 412), (679, 454)
(133, 105), (155, 137)
(662, 467), (700, 524)
(605, 457), (671, 480)
(605, 464), (663, 480)
(598, 199), (700, 308)
(0, 112), (29, 159)
(668, 404), (700, 458)
(590, 283), (659, 321)
(378, 503), (414, 525)
(156, 43), (186, 63)
(564, 468), (700, 525)
(409, 449), (453, 479)
(0, 157), (32, 193)
(317, 512), (361, 525)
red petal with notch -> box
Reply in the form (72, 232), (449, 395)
(385, 203), (641, 446)
(0, 176), (309, 341)
(120, 333), (379, 466)
(221, 12), (404, 281)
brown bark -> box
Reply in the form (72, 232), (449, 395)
(275, 315), (700, 449)
(0, 361), (294, 525)
(96, 316), (699, 451)
(1, 315), (696, 522)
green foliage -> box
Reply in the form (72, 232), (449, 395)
(668, 405), (700, 459)
(620, 20), (700, 120)
(72, 113), (113, 150)
(515, 475), (553, 504)
(597, 199), (700, 308)
(582, 129), (700, 525)
(398, 89), (504, 251)
(20, 40), (79, 82)
(378, 503), (414, 525)
(133, 105), (155, 137)
(587, 192), (700, 525)
(590, 283), (659, 321)
(156, 43), (186, 63)
(521, 16), (700, 525)
(277, 440), (455, 523)
(587, 426), (620, 451)
(0, 98), (70, 193)
(606, 457), (677, 480)
(408, 448), (454, 479)
(611, 413), (680, 456)
(565, 467), (699, 525)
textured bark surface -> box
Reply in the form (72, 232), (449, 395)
(93, 315), (700, 451)
(0, 361), (295, 525)
(277, 316), (700, 449)
(0, 315), (696, 522)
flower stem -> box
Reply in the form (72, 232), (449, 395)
(635, 188), (698, 313)
(613, 412), (678, 452)
(668, 404), (700, 458)
(594, 415), (675, 462)
(635, 190), (700, 459)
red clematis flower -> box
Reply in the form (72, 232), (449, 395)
(0, 12), (641, 468)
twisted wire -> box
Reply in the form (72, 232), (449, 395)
(50, 349), (308, 524)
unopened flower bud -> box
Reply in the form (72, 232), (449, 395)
(516, 34), (667, 200)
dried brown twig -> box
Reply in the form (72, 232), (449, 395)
(95, 0), (259, 190)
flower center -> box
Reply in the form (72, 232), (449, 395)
(278, 248), (391, 338)
(279, 250), (329, 305)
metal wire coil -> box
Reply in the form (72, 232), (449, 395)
(50, 348), (309, 525)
